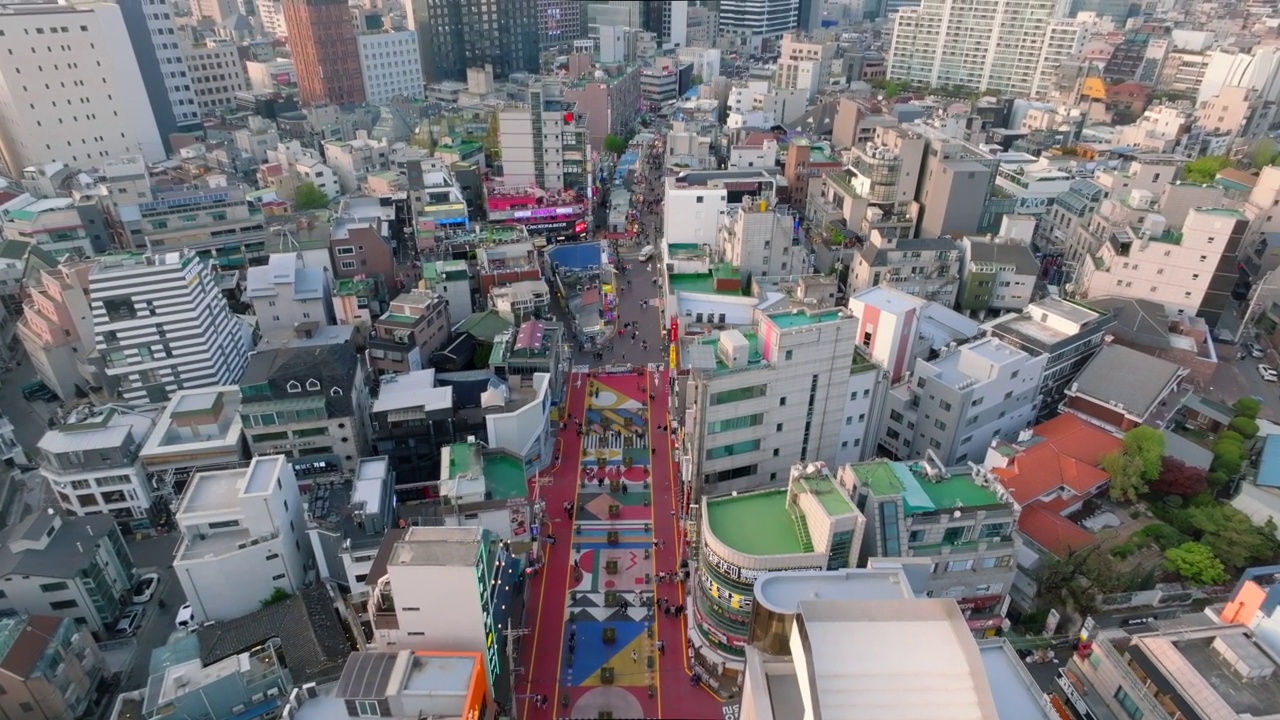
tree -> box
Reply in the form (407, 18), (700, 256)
(294, 182), (330, 210)
(1234, 396), (1262, 420)
(690, 74), (704, 86)
(1183, 504), (1279, 572)
(260, 587), (292, 608)
(1183, 155), (1231, 184)
(1252, 138), (1280, 169)
(1151, 457), (1208, 498)
(1164, 542), (1229, 585)
(1230, 416), (1260, 439)
(1122, 425), (1165, 481)
(604, 134), (628, 155)
(1103, 450), (1149, 502)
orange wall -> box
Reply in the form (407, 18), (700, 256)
(412, 651), (491, 719)
(1221, 581), (1267, 626)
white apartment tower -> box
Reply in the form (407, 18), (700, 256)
(887, 0), (1077, 97)
(356, 29), (425, 106)
(141, 0), (201, 130)
(90, 251), (250, 404)
(718, 0), (799, 54)
(0, 1), (164, 177)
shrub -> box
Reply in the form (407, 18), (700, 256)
(1229, 416), (1260, 439)
(1233, 397), (1262, 419)
(1136, 522), (1191, 550)
(1206, 472), (1230, 490)
(1163, 494), (1184, 508)
(1217, 431), (1245, 447)
(1111, 542), (1138, 560)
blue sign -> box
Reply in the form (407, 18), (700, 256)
(436, 217), (469, 226)
(531, 523), (540, 538)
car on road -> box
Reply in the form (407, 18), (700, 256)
(638, 245), (655, 262)
(1259, 364), (1278, 382)
(115, 608), (145, 637)
(1246, 341), (1266, 358)
(132, 573), (159, 604)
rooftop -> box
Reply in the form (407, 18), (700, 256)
(371, 369), (453, 415)
(139, 387), (243, 459)
(38, 405), (156, 457)
(1128, 627), (1280, 718)
(482, 454), (527, 501)
(1068, 343), (1186, 419)
(0, 513), (119, 580)
(753, 569), (914, 614)
(990, 414), (1123, 506)
(668, 269), (744, 296)
(852, 461), (1001, 513)
(391, 526), (484, 567)
(705, 471), (853, 556)
(763, 308), (847, 329)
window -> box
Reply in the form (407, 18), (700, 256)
(49, 600), (78, 610)
(340, 260), (357, 270)
(705, 439), (762, 461)
(336, 246), (356, 256)
(39, 581), (70, 593)
(19, 702), (34, 713)
(354, 700), (380, 717)
(208, 520), (241, 530)
(784, 349), (793, 361)
(978, 521), (1011, 539)
(287, 380), (301, 392)
(707, 413), (764, 433)
(710, 384), (767, 405)
(939, 400), (952, 412)
(1113, 688), (1144, 719)
(934, 419), (947, 431)
(946, 559), (973, 572)
(305, 378), (321, 391)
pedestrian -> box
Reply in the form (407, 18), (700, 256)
(597, 477), (605, 488)
(657, 640), (666, 655)
(573, 556), (580, 570)
(622, 483), (629, 495)
(631, 649), (638, 664)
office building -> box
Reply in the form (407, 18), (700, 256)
(0, 512), (135, 634)
(357, 29), (425, 106)
(368, 526), (523, 696)
(497, 79), (592, 193)
(887, 0), (1078, 97)
(306, 456), (396, 598)
(14, 258), (95, 402)
(0, 1), (164, 177)
(837, 460), (1019, 635)
(407, 0), (540, 82)
(850, 231), (963, 307)
(39, 405), (159, 524)
(115, 0), (202, 140)
(563, 62), (643, 151)
(0, 614), (104, 720)
(367, 290), (451, 376)
(984, 298), (1114, 421)
(693, 463), (866, 660)
(89, 251), (250, 404)
(679, 308), (883, 496)
(281, 0), (366, 106)
(183, 39), (249, 113)
(369, 369), (458, 496)
(878, 337), (1046, 466)
(239, 340), (371, 475)
(717, 198), (812, 278)
(912, 123), (1000, 239)
(195, 0), (237, 24)
(535, 0), (586, 48)
(718, 0), (799, 54)
(173, 455), (311, 623)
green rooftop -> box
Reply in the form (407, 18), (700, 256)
(852, 460), (1001, 514)
(765, 309), (846, 329)
(447, 442), (478, 479)
(1196, 206), (1247, 220)
(335, 278), (376, 295)
(668, 271), (743, 296)
(1151, 228), (1183, 245)
(697, 332), (764, 371)
(667, 243), (707, 258)
(381, 312), (419, 324)
(707, 490), (807, 555)
(438, 140), (482, 157)
(483, 454), (528, 501)
(794, 473), (855, 516)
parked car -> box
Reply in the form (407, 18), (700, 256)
(174, 603), (195, 630)
(638, 245), (656, 262)
(1246, 341), (1266, 358)
(115, 608), (145, 637)
(1259, 364), (1278, 382)
(132, 573), (159, 604)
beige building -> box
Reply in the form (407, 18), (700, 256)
(0, 614), (104, 720)
(1197, 84), (1265, 148)
(183, 39), (249, 113)
(1062, 154), (1189, 270)
(773, 33), (837, 102)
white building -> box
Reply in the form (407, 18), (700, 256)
(663, 169), (780, 249)
(718, 199), (811, 278)
(38, 405), (158, 523)
(323, 134), (391, 195)
(675, 46), (721, 83)
(774, 32), (837, 103)
(887, 0), (1081, 98)
(497, 79), (591, 192)
(90, 251), (250, 404)
(0, 1), (164, 177)
(357, 30), (424, 106)
(173, 455), (311, 623)
(138, 0), (201, 131)
(245, 59), (296, 93)
(245, 252), (334, 339)
(485, 372), (553, 474)
(183, 39), (249, 113)
(717, 0), (799, 54)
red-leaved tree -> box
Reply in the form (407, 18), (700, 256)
(1150, 457), (1208, 498)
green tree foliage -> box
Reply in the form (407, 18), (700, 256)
(1122, 425), (1165, 481)
(260, 587), (292, 608)
(1182, 504), (1279, 572)
(1103, 450), (1149, 502)
(1252, 138), (1280, 169)
(1135, 522), (1191, 550)
(1183, 155), (1231, 184)
(604, 134), (628, 155)
(293, 182), (330, 210)
(1164, 542), (1229, 585)
(690, 74), (704, 86)
(1230, 416), (1260, 439)
(1234, 397), (1262, 420)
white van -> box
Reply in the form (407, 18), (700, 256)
(175, 602), (195, 629)
(638, 245), (655, 262)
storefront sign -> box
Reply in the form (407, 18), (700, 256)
(966, 616), (1004, 631)
(703, 546), (821, 583)
(513, 206), (580, 219)
(703, 574), (753, 611)
(524, 219), (576, 234)
(956, 595), (1002, 611)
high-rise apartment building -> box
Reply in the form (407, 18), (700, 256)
(719, 0), (799, 54)
(356, 29), (424, 105)
(281, 0), (366, 106)
(114, 0), (202, 140)
(89, 251), (250, 404)
(497, 79), (592, 192)
(407, 0), (540, 82)
(887, 0), (1077, 97)
(0, 1), (164, 177)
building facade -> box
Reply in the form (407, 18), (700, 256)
(407, 0), (540, 82)
(39, 405), (158, 525)
(357, 30), (425, 106)
(497, 79), (592, 193)
(183, 39), (249, 114)
(281, 0), (366, 106)
(0, 614), (104, 720)
(89, 251), (250, 404)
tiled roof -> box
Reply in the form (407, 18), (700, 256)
(991, 414), (1122, 505)
(196, 584), (350, 685)
(0, 615), (63, 678)
(1018, 503), (1096, 559)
